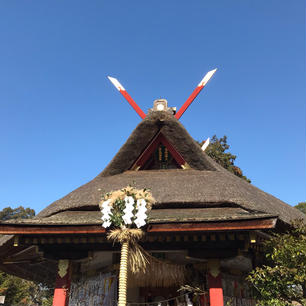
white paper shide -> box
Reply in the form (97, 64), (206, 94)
(100, 196), (148, 229)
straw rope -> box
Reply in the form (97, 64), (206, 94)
(118, 241), (129, 306)
(108, 228), (149, 274)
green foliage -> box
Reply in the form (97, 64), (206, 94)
(247, 220), (306, 305)
(0, 206), (35, 221)
(110, 197), (128, 227)
(201, 135), (251, 183)
(0, 206), (53, 305)
(0, 272), (32, 305)
(0, 272), (52, 306)
(295, 202), (306, 214)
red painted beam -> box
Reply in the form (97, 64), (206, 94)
(131, 132), (161, 169)
(175, 69), (217, 119)
(0, 225), (106, 235)
(0, 218), (276, 235)
(108, 76), (146, 119)
(159, 133), (186, 166)
(147, 218), (277, 232)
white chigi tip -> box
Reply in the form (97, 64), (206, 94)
(201, 138), (210, 151)
(198, 68), (217, 87)
(107, 76), (125, 91)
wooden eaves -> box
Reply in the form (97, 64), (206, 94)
(0, 217), (277, 235)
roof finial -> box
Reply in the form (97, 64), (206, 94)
(151, 99), (176, 115)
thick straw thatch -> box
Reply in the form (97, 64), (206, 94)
(35, 111), (305, 225)
(100, 111), (216, 177)
(36, 168), (305, 225)
(2, 208), (277, 226)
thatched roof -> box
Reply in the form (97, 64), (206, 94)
(3, 208), (276, 226)
(31, 110), (304, 225)
(100, 111), (215, 176)
(0, 110), (304, 283)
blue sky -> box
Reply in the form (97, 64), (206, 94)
(0, 1), (305, 213)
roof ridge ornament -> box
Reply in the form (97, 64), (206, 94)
(175, 69), (217, 119)
(149, 99), (176, 115)
(201, 138), (210, 152)
(107, 76), (146, 119)
(107, 69), (217, 120)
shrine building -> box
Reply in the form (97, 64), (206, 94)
(0, 99), (304, 306)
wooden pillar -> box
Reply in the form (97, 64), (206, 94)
(53, 259), (71, 306)
(207, 259), (224, 306)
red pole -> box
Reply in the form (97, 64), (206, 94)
(53, 260), (71, 306)
(175, 69), (217, 120)
(107, 76), (146, 119)
(207, 273), (224, 306)
(207, 258), (224, 306)
(175, 86), (203, 119)
(120, 90), (146, 119)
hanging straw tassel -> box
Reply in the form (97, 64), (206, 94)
(128, 258), (185, 288)
(109, 228), (185, 289)
(108, 228), (148, 274)
(118, 241), (129, 306)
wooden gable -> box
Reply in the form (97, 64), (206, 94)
(130, 132), (189, 170)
